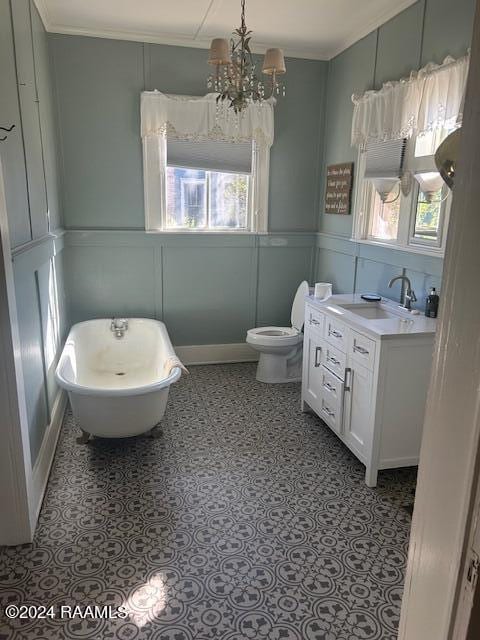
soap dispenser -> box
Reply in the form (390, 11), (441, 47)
(425, 287), (439, 318)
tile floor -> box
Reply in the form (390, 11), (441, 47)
(0, 363), (416, 640)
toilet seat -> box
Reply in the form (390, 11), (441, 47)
(246, 326), (302, 347)
(246, 281), (309, 384)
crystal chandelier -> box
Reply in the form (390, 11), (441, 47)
(207, 0), (286, 113)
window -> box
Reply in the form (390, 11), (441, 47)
(143, 134), (269, 233)
(166, 167), (250, 230)
(353, 127), (454, 254)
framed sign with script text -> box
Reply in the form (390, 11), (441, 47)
(325, 163), (354, 215)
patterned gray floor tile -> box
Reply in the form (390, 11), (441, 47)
(0, 363), (415, 639)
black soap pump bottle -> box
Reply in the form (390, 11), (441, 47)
(425, 287), (439, 318)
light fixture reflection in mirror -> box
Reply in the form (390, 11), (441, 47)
(434, 128), (461, 190)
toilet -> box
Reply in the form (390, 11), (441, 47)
(246, 281), (309, 383)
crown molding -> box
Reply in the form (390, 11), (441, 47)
(33, 0), (417, 61)
(32, 0), (52, 30)
(328, 0), (417, 59)
(39, 22), (331, 60)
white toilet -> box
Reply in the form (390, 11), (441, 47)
(246, 281), (309, 383)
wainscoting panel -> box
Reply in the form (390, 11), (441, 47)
(315, 248), (356, 294)
(315, 233), (445, 310)
(257, 235), (316, 327)
(64, 231), (317, 348)
(12, 233), (67, 464)
(13, 259), (49, 463)
(36, 251), (68, 411)
(65, 244), (158, 322)
(405, 267), (442, 309)
(355, 258), (403, 300)
(163, 245), (257, 346)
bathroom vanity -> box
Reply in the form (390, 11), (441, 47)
(301, 294), (437, 486)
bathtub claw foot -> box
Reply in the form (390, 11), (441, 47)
(76, 429), (91, 444)
(149, 424), (162, 439)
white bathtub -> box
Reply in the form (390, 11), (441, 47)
(55, 319), (181, 438)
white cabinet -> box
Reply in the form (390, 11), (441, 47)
(301, 299), (434, 487)
(302, 328), (324, 413)
(343, 361), (372, 463)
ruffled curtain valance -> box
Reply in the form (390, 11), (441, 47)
(141, 91), (274, 148)
(351, 53), (469, 148)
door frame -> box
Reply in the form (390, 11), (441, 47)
(399, 2), (480, 637)
(0, 155), (33, 544)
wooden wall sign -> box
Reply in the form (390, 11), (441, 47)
(325, 162), (354, 214)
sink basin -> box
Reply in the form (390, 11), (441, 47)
(337, 303), (410, 321)
(348, 306), (403, 320)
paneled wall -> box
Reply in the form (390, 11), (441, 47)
(316, 0), (475, 306)
(0, 0), (66, 464)
(50, 35), (327, 233)
(65, 231), (316, 345)
(49, 34), (327, 342)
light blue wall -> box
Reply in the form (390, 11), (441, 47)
(64, 231), (316, 345)
(0, 0), (67, 464)
(48, 34), (327, 342)
(316, 0), (475, 307)
(43, 0), (475, 355)
(50, 35), (327, 232)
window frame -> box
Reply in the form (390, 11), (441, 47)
(143, 135), (269, 234)
(352, 132), (452, 256)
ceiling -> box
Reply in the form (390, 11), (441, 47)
(34, 0), (417, 60)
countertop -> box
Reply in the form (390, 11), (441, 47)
(306, 293), (437, 340)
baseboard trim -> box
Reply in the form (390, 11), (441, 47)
(175, 342), (258, 366)
(30, 391), (67, 526)
(379, 456), (420, 470)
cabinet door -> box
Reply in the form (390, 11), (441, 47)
(302, 330), (324, 412)
(344, 361), (373, 459)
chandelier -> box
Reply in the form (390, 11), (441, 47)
(207, 0), (286, 113)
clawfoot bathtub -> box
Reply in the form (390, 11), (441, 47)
(55, 318), (181, 438)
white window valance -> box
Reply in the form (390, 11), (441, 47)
(141, 91), (274, 149)
(351, 53), (469, 148)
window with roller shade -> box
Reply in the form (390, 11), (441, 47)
(352, 129), (453, 255)
(166, 139), (252, 230)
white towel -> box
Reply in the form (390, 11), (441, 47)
(164, 355), (189, 375)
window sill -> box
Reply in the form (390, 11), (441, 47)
(351, 237), (445, 258)
(146, 229), (258, 235)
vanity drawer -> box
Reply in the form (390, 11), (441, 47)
(319, 366), (344, 435)
(319, 393), (343, 435)
(349, 331), (376, 370)
(324, 317), (348, 352)
(321, 342), (347, 380)
(320, 366), (343, 404)
(306, 307), (324, 332)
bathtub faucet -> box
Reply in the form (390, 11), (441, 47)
(111, 317), (128, 339)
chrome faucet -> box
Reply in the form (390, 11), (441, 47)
(388, 275), (417, 311)
(111, 318), (128, 338)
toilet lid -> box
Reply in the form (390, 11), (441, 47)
(291, 281), (310, 331)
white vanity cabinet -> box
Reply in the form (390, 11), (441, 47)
(302, 296), (436, 487)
